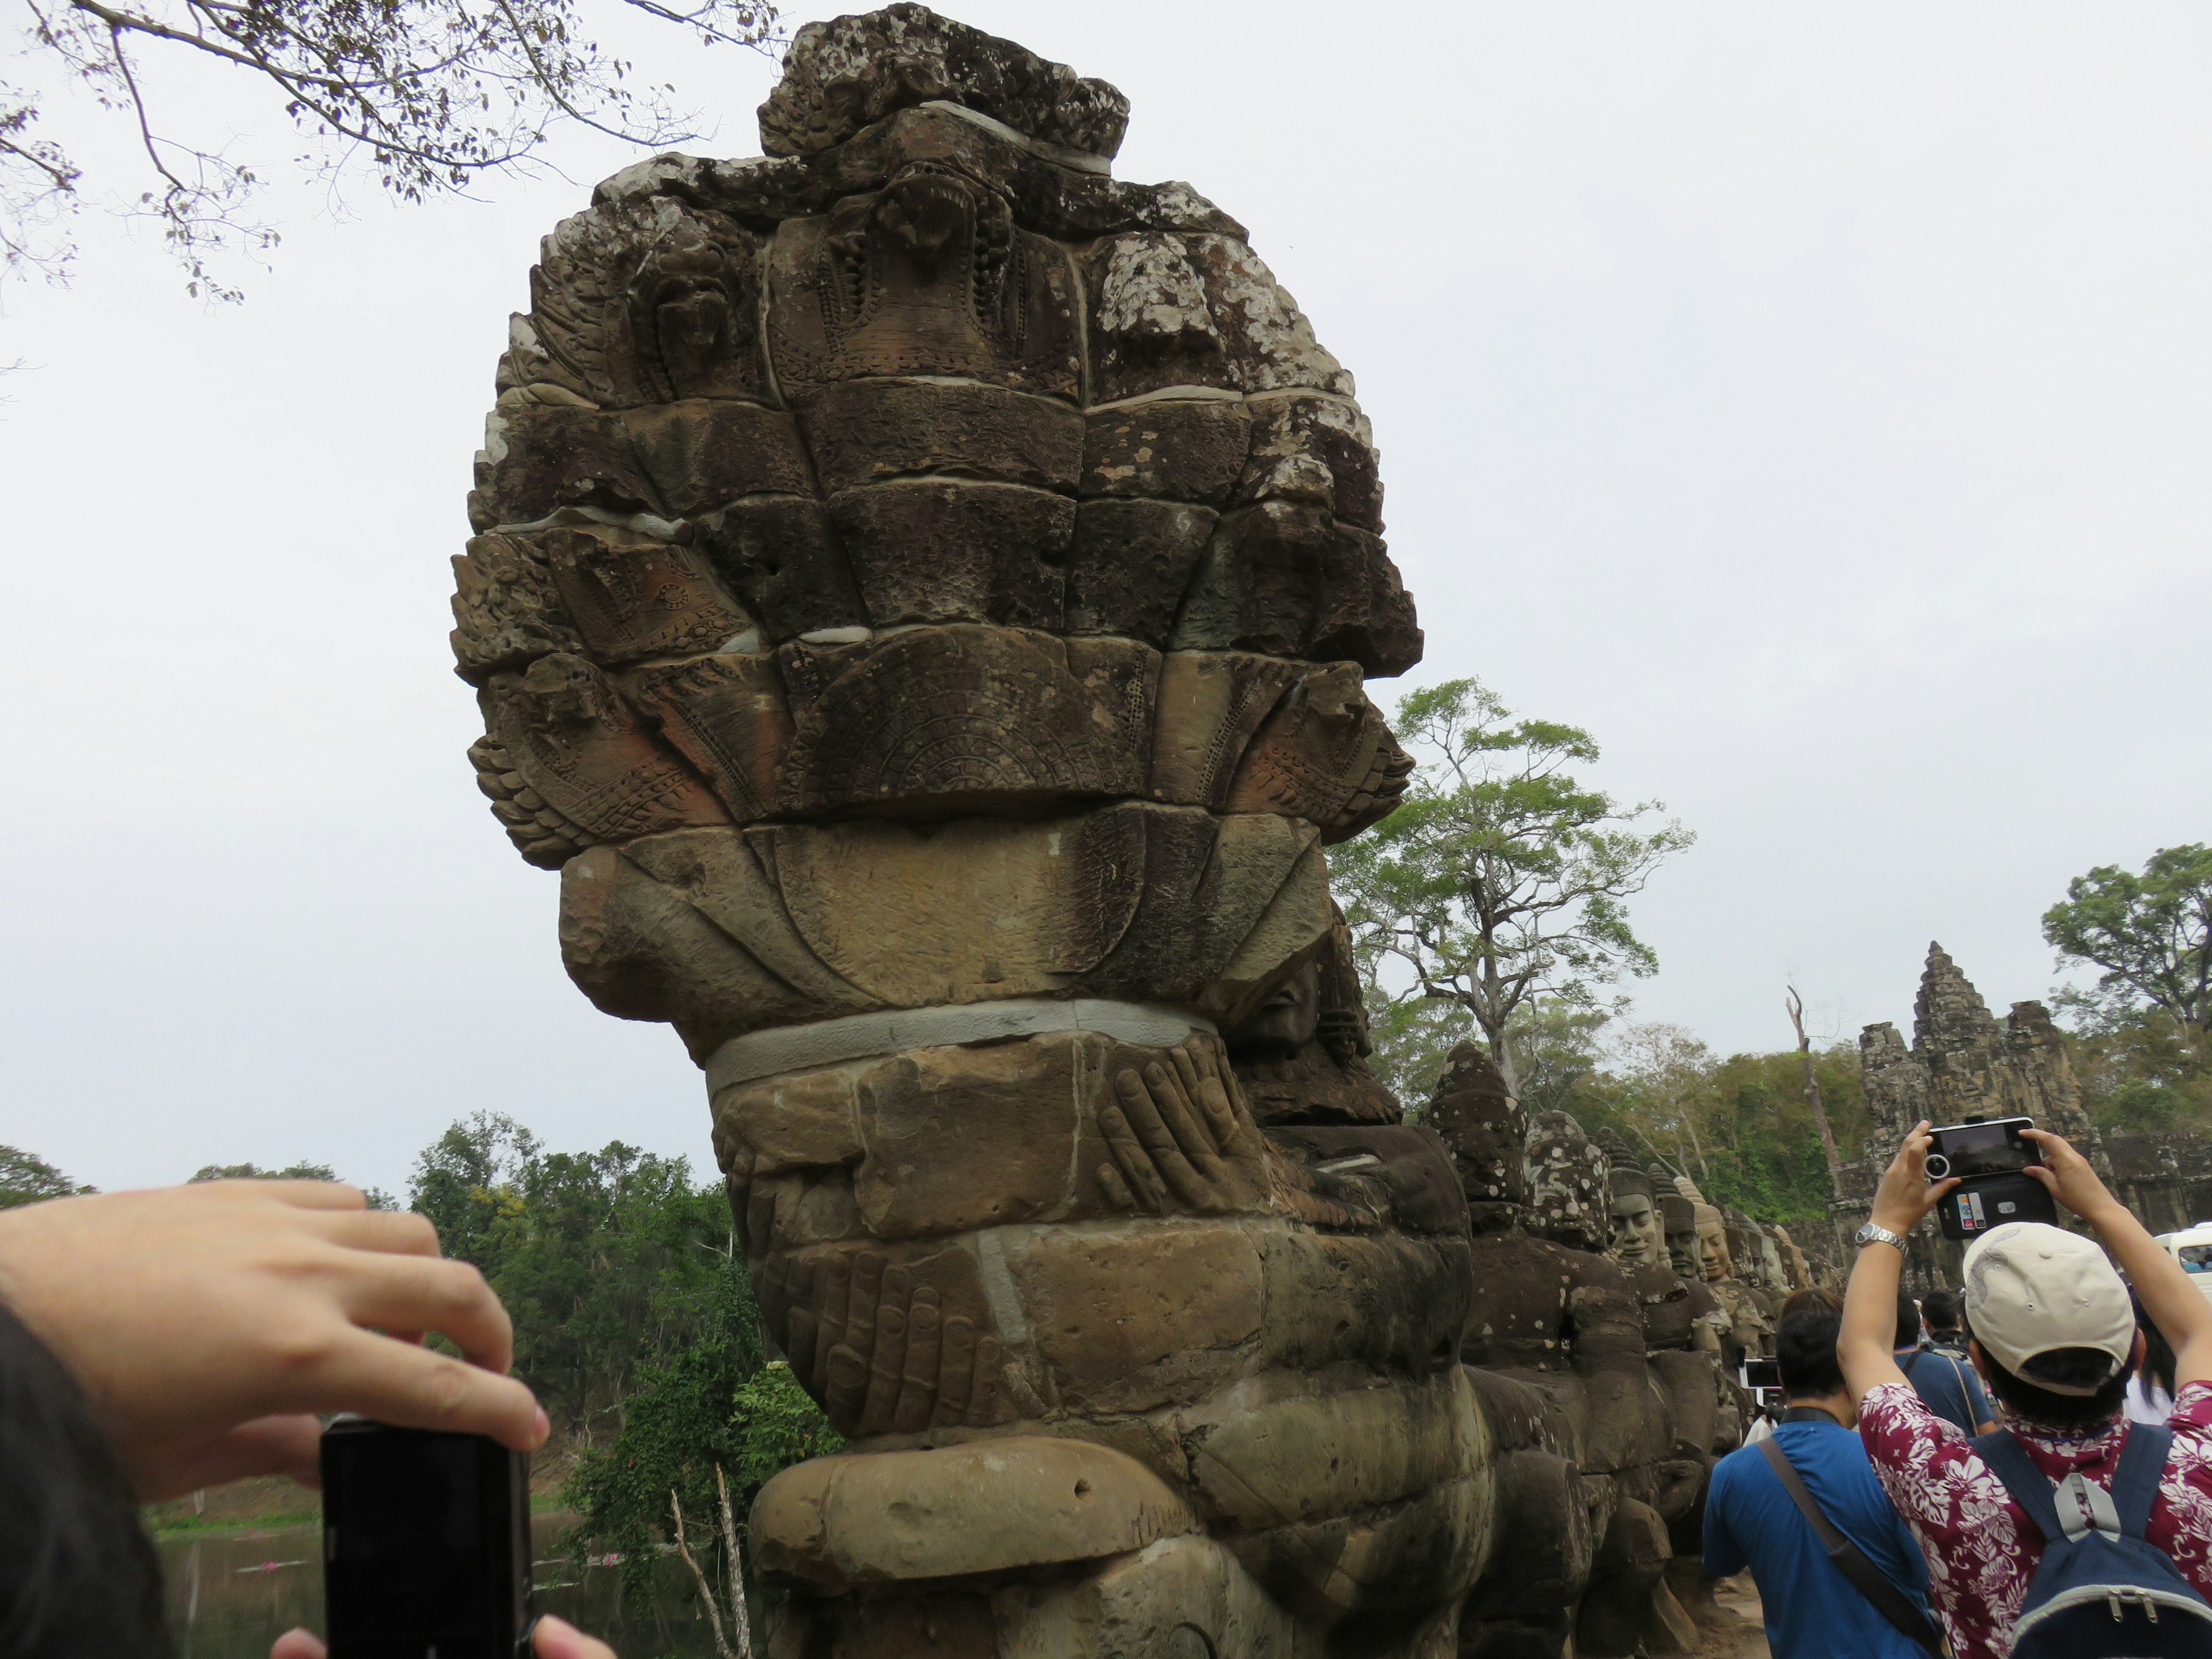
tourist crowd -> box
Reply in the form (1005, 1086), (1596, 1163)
(1705, 1120), (2212, 1658)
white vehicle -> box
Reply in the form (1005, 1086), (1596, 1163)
(2153, 1225), (2212, 1302)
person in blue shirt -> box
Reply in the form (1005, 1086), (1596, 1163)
(1892, 1284), (1994, 1433)
(1705, 1304), (1935, 1659)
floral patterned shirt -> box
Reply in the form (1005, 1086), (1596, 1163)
(1856, 1377), (2212, 1659)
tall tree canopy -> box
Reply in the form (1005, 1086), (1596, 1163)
(7, 0), (777, 294)
(1334, 677), (1694, 1094)
(2043, 843), (2212, 1052)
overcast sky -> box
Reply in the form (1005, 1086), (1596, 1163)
(5, 2), (2208, 1195)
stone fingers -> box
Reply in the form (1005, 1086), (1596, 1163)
(1129, 1063), (1224, 1210)
(1160, 1048), (1231, 1168)
(809, 1252), (852, 1399)
(932, 1315), (978, 1427)
(823, 1342), (870, 1431)
(965, 1334), (1005, 1427)
(1096, 1158), (1140, 1211)
(1110, 1070), (1210, 1208)
(1098, 1098), (1172, 1212)
(891, 1288), (942, 1434)
(857, 1266), (911, 1434)
(1184, 1037), (1264, 1162)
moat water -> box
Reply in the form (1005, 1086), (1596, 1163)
(158, 1516), (728, 1658)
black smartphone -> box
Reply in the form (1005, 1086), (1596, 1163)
(1924, 1117), (2041, 1183)
(321, 1416), (534, 1659)
(1926, 1117), (2058, 1240)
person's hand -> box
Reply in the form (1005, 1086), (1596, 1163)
(272, 1613), (616, 1659)
(1869, 1120), (1959, 1236)
(2022, 1127), (2123, 1222)
(0, 1181), (546, 1499)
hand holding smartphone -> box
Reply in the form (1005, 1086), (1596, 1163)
(1924, 1117), (2059, 1240)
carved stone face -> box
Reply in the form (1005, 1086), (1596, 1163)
(1661, 1194), (1700, 1278)
(1695, 1205), (1733, 1281)
(1423, 1042), (1527, 1228)
(1608, 1190), (1661, 1264)
(1228, 960), (1322, 1062)
(1758, 1232), (1788, 1292)
(1526, 1112), (1610, 1252)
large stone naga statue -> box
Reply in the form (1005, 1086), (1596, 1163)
(453, 6), (1499, 1654)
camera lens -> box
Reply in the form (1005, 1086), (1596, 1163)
(1925, 1154), (1950, 1180)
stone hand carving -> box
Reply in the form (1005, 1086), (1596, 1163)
(775, 1249), (1008, 1436)
(1096, 1039), (1270, 1215)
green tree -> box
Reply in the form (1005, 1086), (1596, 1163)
(566, 1264), (838, 1627)
(408, 1111), (542, 1281)
(0, 1146), (93, 1207)
(7, 0), (777, 294)
(1572, 1031), (1874, 1227)
(496, 1143), (732, 1431)
(2070, 1010), (2212, 1135)
(2044, 844), (2212, 1058)
(1334, 677), (1694, 1094)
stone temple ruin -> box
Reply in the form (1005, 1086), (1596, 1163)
(1839, 942), (2212, 1286)
(453, 8), (1768, 1653)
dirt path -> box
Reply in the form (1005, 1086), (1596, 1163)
(1703, 1574), (1771, 1658)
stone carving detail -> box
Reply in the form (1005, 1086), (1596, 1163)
(1433, 1060), (1741, 1656)
(456, 11), (1497, 1655)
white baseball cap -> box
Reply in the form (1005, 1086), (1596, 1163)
(1962, 1222), (2135, 1394)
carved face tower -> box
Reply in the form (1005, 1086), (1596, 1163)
(454, 9), (1485, 1654)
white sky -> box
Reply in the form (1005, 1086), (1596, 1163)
(4, 2), (2208, 1195)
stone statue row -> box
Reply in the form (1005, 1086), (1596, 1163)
(456, 10), (1807, 1652)
(1429, 1045), (1811, 1654)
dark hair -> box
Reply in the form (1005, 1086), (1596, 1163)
(0, 1298), (175, 1656)
(1972, 1336), (2137, 1429)
(2133, 1293), (2178, 1402)
(1778, 1308), (1846, 1400)
(1782, 1287), (1842, 1319)
(1921, 1289), (1963, 1334)
(1894, 1286), (1922, 1350)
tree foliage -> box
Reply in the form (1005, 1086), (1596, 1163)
(1565, 1025), (1876, 1227)
(7, 0), (777, 294)
(0, 1145), (94, 1207)
(1334, 677), (1694, 1093)
(2044, 843), (2212, 1054)
(406, 1112), (735, 1435)
(564, 1266), (838, 1622)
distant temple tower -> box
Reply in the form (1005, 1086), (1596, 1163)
(1857, 942), (2099, 1154)
(1839, 942), (2103, 1285)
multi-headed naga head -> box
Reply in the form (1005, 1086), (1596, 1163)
(452, 9), (1484, 1656)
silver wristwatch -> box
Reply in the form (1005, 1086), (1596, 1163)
(1854, 1221), (1908, 1251)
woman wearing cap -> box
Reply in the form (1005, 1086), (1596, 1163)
(1838, 1121), (2212, 1659)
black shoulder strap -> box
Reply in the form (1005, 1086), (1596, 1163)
(1758, 1435), (1945, 1657)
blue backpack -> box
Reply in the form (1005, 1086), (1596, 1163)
(1971, 1422), (2212, 1657)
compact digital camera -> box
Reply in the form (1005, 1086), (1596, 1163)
(1925, 1116), (2058, 1241)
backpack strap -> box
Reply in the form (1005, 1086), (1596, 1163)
(1756, 1435), (1945, 1657)
(1970, 1429), (2069, 1543)
(2109, 1423), (2176, 1541)
(1972, 1427), (2150, 1546)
